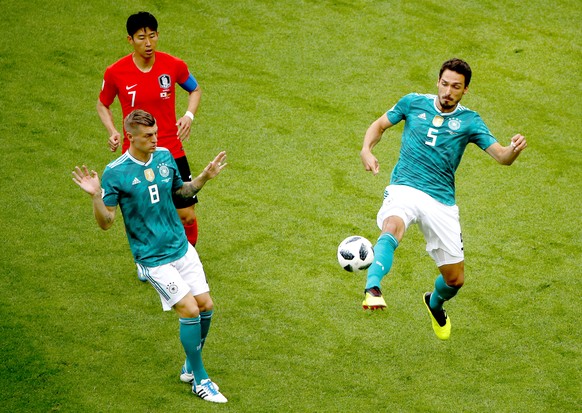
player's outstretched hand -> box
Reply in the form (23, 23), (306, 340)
(72, 165), (102, 197)
(202, 151), (227, 180)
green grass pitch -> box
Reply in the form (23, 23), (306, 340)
(1, 0), (580, 411)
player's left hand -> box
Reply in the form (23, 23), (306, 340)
(203, 151), (228, 180)
(510, 134), (527, 153)
(176, 116), (192, 142)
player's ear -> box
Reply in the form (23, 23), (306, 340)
(127, 35), (133, 44)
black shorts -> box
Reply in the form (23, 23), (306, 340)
(173, 156), (199, 209)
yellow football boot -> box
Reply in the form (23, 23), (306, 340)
(423, 292), (451, 340)
(362, 287), (387, 310)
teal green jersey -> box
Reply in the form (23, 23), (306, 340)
(387, 93), (497, 205)
(101, 148), (188, 267)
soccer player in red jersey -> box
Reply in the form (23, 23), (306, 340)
(97, 11), (202, 251)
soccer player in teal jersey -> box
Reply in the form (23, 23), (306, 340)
(72, 110), (228, 403)
(360, 58), (527, 340)
(98, 11), (203, 281)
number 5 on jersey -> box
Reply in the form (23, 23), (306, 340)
(426, 127), (438, 146)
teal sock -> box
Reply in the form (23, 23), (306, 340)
(179, 317), (208, 385)
(200, 310), (213, 349)
(365, 233), (399, 290)
(429, 275), (460, 311)
(185, 310), (213, 373)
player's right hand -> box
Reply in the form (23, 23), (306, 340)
(360, 150), (380, 175)
(72, 165), (102, 197)
(108, 132), (121, 152)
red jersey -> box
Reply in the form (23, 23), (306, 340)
(99, 52), (190, 158)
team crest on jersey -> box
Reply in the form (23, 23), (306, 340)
(432, 115), (444, 127)
(448, 118), (461, 131)
(158, 164), (170, 178)
(158, 74), (171, 89)
(144, 168), (155, 182)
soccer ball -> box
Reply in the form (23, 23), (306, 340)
(337, 236), (374, 272)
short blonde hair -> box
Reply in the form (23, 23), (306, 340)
(124, 109), (156, 135)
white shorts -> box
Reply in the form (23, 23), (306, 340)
(138, 244), (210, 311)
(377, 185), (464, 266)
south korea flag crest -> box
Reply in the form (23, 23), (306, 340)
(158, 74), (171, 89)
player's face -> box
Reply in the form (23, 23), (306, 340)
(128, 28), (158, 60)
(128, 124), (158, 159)
(436, 70), (468, 112)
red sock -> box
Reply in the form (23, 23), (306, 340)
(184, 219), (198, 246)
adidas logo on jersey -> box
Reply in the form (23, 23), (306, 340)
(132, 177), (141, 185)
(418, 113), (427, 120)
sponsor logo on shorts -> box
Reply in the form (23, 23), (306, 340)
(167, 282), (179, 295)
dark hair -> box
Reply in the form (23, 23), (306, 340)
(126, 11), (158, 36)
(439, 58), (472, 87)
(124, 109), (156, 135)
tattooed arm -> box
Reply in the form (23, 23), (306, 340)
(175, 151), (227, 199)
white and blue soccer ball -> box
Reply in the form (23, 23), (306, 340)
(337, 236), (374, 272)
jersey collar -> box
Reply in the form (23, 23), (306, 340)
(126, 150), (153, 166)
(432, 96), (460, 116)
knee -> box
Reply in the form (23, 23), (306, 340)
(199, 303), (214, 313)
(174, 296), (200, 318)
(381, 216), (405, 241)
(447, 275), (464, 289)
(445, 269), (464, 288)
(197, 295), (214, 313)
(440, 263), (465, 288)
(178, 305), (200, 319)
(182, 216), (196, 226)
(179, 207), (197, 226)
